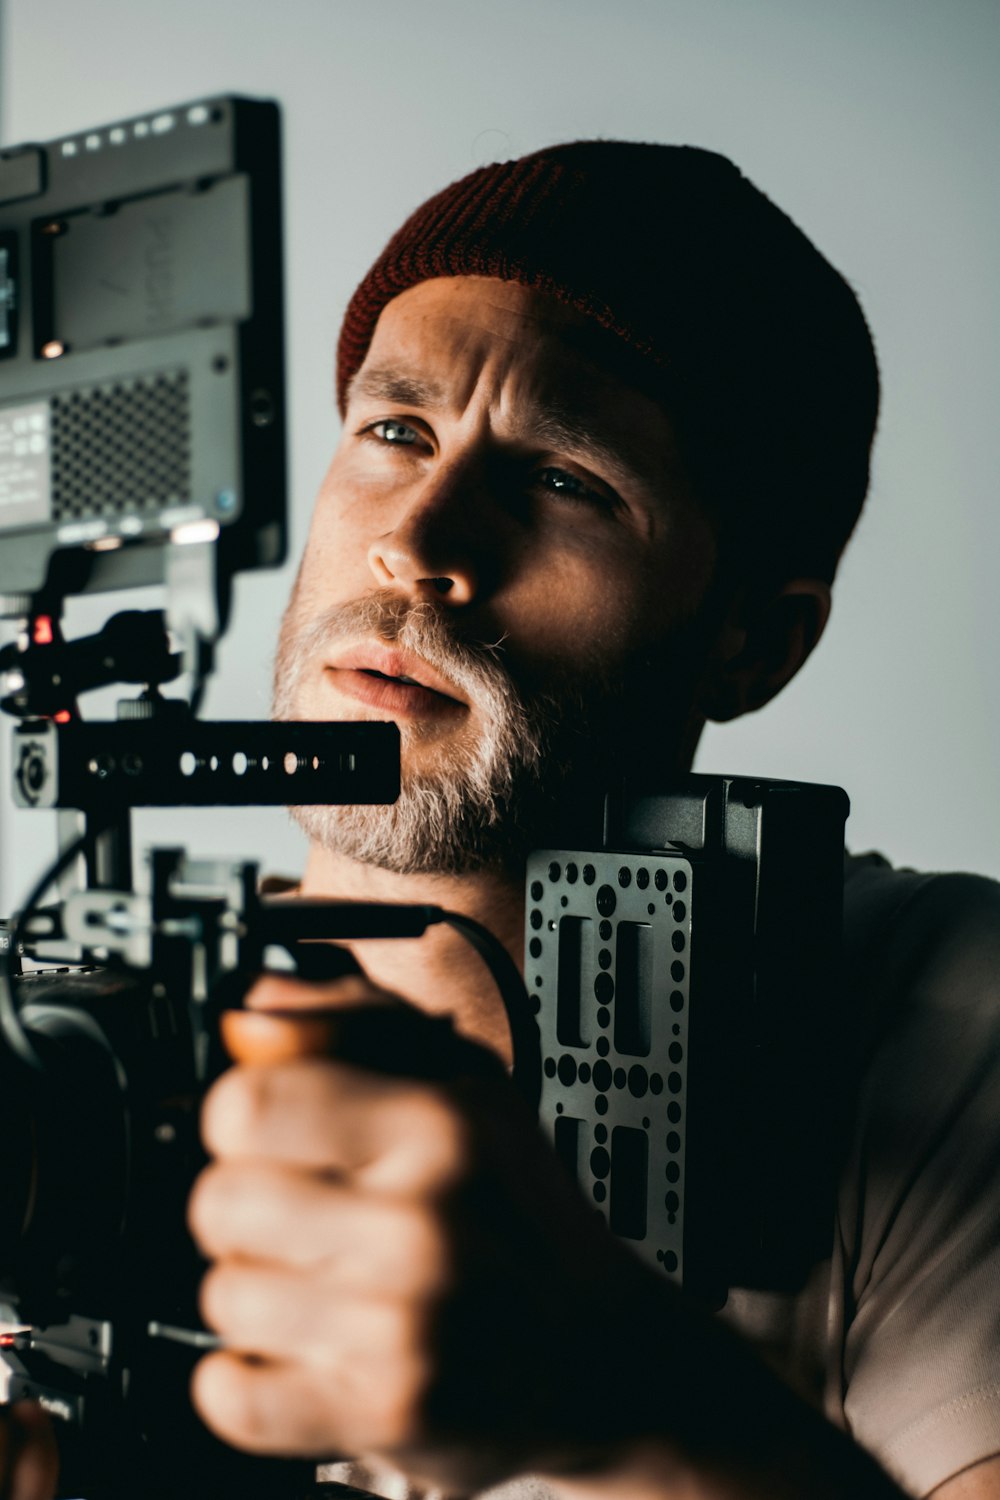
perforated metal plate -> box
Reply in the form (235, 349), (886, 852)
(50, 370), (190, 522)
(525, 849), (694, 1281)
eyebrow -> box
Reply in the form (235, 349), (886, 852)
(346, 364), (658, 491)
(527, 404), (653, 489)
(345, 367), (447, 411)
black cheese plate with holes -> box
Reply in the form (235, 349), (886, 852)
(526, 849), (695, 1284)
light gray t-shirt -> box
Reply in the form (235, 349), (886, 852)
(321, 854), (1000, 1500)
(816, 854), (1000, 1491)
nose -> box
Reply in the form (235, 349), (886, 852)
(367, 460), (492, 607)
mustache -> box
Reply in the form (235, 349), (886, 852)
(273, 592), (530, 726)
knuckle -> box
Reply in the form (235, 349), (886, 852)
(198, 1262), (241, 1331)
(201, 1065), (285, 1155)
(200, 1068), (252, 1153)
(197, 1264), (222, 1328)
(188, 1162), (253, 1250)
(191, 1352), (258, 1445)
(186, 1164), (217, 1244)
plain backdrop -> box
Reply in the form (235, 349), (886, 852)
(0, 0), (998, 918)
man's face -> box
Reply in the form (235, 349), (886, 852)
(275, 277), (719, 873)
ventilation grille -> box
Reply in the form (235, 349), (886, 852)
(51, 370), (191, 522)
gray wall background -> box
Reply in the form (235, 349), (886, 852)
(1, 0), (998, 917)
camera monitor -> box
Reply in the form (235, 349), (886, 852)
(0, 96), (284, 616)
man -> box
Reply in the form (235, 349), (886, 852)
(184, 143), (1000, 1499)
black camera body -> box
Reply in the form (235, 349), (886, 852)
(529, 775), (849, 1308)
(0, 847), (392, 1500)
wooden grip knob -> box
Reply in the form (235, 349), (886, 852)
(219, 1010), (343, 1066)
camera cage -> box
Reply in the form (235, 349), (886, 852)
(0, 94), (534, 1500)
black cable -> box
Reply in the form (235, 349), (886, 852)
(0, 822), (105, 1072)
(434, 909), (542, 1114)
(2, 857), (542, 1097)
(260, 897), (542, 1113)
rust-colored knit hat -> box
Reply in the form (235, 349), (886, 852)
(337, 141), (879, 581)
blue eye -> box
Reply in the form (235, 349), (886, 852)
(537, 466), (608, 506)
(371, 419), (420, 445)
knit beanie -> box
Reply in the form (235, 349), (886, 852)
(336, 141), (879, 582)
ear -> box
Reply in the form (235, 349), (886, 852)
(698, 579), (832, 723)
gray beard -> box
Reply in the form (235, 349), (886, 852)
(272, 594), (609, 876)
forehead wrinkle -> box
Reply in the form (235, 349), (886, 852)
(348, 330), (677, 507)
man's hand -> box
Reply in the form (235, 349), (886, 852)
(187, 971), (908, 1499)
(0, 1402), (58, 1500)
(187, 969), (620, 1490)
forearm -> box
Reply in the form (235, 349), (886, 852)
(542, 1395), (908, 1500)
(533, 1264), (908, 1500)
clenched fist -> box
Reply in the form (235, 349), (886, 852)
(187, 968), (645, 1493)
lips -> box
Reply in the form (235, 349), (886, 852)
(323, 643), (467, 719)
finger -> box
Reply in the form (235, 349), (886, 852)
(188, 1162), (449, 1292)
(200, 1061), (469, 1194)
(192, 1345), (427, 1454)
(198, 1256), (428, 1363)
(5, 1403), (59, 1500)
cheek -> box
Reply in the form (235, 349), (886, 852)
(292, 485), (378, 610)
(496, 525), (715, 715)
(496, 540), (674, 675)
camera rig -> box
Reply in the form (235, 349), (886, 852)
(0, 94), (536, 1500)
(0, 90), (851, 1500)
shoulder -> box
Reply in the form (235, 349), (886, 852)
(840, 848), (1000, 1213)
(844, 850), (1000, 1030)
(837, 852), (1000, 1496)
